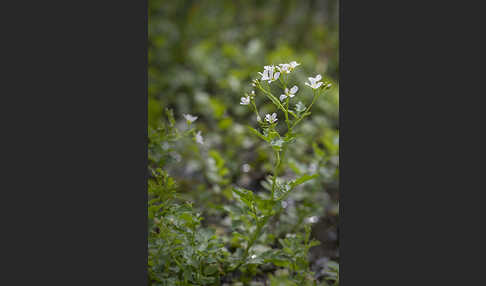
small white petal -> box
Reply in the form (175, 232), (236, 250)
(315, 74), (322, 81)
(280, 94), (287, 101)
(240, 96), (250, 105)
(289, 61), (300, 68)
(305, 216), (318, 224)
(273, 71), (280, 80)
(290, 85), (298, 94)
(195, 131), (204, 145)
(183, 114), (198, 123)
(265, 113), (278, 123)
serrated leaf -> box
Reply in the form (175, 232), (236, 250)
(232, 188), (255, 209)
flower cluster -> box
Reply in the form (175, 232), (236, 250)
(243, 61), (332, 127)
(277, 61), (300, 74)
(259, 65), (280, 83)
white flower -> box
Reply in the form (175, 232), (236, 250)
(289, 61), (300, 68)
(258, 65), (280, 83)
(304, 74), (323, 89)
(278, 63), (291, 74)
(183, 114), (198, 124)
(279, 85), (299, 101)
(289, 85), (299, 95)
(305, 216), (319, 224)
(278, 61), (300, 74)
(195, 131), (204, 145)
(240, 96), (250, 105)
(265, 113), (278, 124)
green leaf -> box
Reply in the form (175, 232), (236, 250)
(204, 264), (219, 275)
(271, 138), (284, 151)
(288, 110), (298, 118)
(183, 268), (192, 281)
(267, 130), (280, 141)
(309, 240), (321, 248)
(232, 188), (255, 209)
(289, 174), (319, 188)
(273, 259), (291, 268)
(248, 126), (269, 142)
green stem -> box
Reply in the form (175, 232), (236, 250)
(233, 150), (282, 273)
(291, 89), (322, 129)
(232, 218), (262, 272)
(250, 99), (260, 122)
(271, 150), (280, 199)
(257, 82), (287, 115)
(306, 89), (321, 112)
(284, 97), (290, 130)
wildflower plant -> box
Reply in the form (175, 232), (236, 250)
(230, 62), (334, 282)
(148, 63), (338, 285)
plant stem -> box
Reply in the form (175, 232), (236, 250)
(291, 89), (321, 129)
(250, 99), (260, 121)
(285, 97), (290, 130)
(232, 219), (262, 272)
(271, 150), (280, 199)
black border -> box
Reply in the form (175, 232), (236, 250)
(3, 0), (148, 284)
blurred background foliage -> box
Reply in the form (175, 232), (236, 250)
(149, 0), (339, 283)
